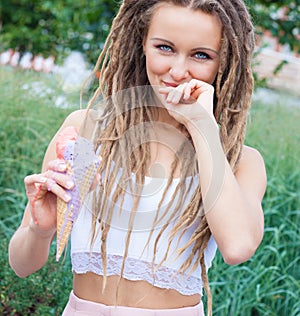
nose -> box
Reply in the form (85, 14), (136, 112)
(169, 55), (189, 82)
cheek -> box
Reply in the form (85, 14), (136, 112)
(190, 63), (220, 85)
(209, 63), (220, 83)
(146, 54), (170, 79)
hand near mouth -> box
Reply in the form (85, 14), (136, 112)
(158, 79), (216, 127)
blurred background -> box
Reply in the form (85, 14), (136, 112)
(0, 1), (299, 315)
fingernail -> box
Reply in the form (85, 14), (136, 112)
(64, 194), (71, 202)
(66, 181), (74, 189)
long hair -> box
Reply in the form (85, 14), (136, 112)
(84, 1), (255, 315)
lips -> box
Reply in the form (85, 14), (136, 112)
(162, 81), (178, 88)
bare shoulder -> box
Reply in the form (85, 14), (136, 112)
(64, 109), (86, 125)
(53, 108), (98, 138)
(239, 145), (265, 166)
(235, 145), (267, 200)
(63, 108), (97, 130)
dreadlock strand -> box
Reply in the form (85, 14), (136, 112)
(82, 1), (257, 312)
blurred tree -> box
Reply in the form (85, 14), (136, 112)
(246, 0), (300, 54)
(0, 0), (56, 56)
(0, 0), (299, 64)
(0, 0), (119, 64)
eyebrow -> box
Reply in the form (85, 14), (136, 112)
(150, 37), (220, 56)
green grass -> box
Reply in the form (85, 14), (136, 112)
(209, 97), (300, 315)
(0, 67), (76, 315)
(0, 66), (299, 315)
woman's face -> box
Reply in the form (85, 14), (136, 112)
(143, 3), (222, 89)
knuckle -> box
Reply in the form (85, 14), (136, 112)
(48, 158), (60, 169)
(45, 169), (54, 178)
(24, 174), (35, 184)
(47, 160), (55, 169)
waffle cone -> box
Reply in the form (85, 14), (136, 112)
(56, 162), (97, 261)
(78, 164), (97, 200)
(56, 162), (73, 261)
(56, 199), (73, 261)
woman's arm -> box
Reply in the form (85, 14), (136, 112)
(186, 119), (266, 265)
(8, 109), (88, 277)
(159, 80), (267, 265)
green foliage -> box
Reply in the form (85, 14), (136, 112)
(0, 0), (119, 64)
(0, 240), (72, 316)
(246, 0), (300, 53)
(0, 67), (75, 315)
(0, 0), (299, 65)
(0, 68), (76, 226)
(0, 67), (299, 315)
(209, 101), (300, 315)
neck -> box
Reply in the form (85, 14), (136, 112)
(156, 107), (182, 130)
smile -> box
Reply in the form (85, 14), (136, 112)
(162, 81), (179, 88)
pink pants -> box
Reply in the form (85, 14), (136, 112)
(62, 291), (204, 316)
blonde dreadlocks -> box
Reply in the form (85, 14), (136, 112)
(84, 1), (255, 315)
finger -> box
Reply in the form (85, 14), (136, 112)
(24, 174), (48, 196)
(164, 88), (179, 104)
(169, 84), (188, 104)
(39, 177), (71, 203)
(160, 84), (182, 105)
(45, 171), (73, 202)
(47, 159), (67, 172)
(159, 85), (185, 104)
(182, 80), (198, 100)
(26, 171), (73, 202)
(183, 80), (204, 100)
(44, 170), (74, 190)
(46, 178), (56, 192)
(159, 84), (197, 105)
(158, 87), (172, 95)
(24, 174), (48, 186)
(183, 85), (192, 100)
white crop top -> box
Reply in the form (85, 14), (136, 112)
(71, 172), (217, 296)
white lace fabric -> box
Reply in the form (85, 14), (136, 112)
(70, 167), (218, 296)
(72, 252), (203, 295)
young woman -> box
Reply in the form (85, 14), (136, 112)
(9, 1), (266, 315)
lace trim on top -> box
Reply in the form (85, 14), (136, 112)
(72, 252), (203, 296)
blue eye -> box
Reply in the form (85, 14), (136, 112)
(194, 52), (210, 60)
(157, 45), (172, 52)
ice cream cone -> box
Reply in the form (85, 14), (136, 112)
(55, 126), (99, 261)
(56, 161), (73, 261)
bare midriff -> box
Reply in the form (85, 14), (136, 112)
(73, 272), (201, 309)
